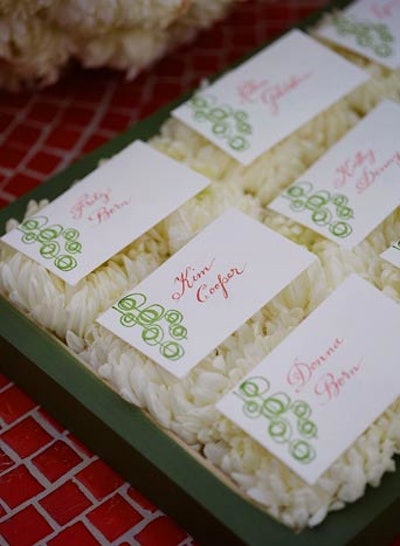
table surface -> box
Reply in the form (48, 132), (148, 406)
(1, 1), (399, 545)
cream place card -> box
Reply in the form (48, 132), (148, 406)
(269, 100), (400, 248)
(316, 0), (400, 70)
(2, 140), (210, 285)
(381, 240), (400, 268)
(98, 208), (316, 379)
(172, 29), (368, 165)
(217, 274), (400, 485)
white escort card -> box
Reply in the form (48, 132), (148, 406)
(381, 240), (400, 268)
(217, 274), (400, 485)
(172, 29), (368, 165)
(269, 100), (400, 248)
(98, 209), (316, 379)
(316, 0), (400, 70)
(1, 140), (210, 285)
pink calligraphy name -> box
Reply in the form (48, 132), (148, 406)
(287, 337), (344, 393)
(314, 359), (363, 405)
(70, 189), (112, 220)
(333, 148), (376, 189)
(355, 150), (400, 194)
(172, 259), (215, 301)
(171, 258), (246, 303)
(70, 189), (132, 225)
(333, 149), (400, 194)
(237, 71), (312, 116)
(88, 197), (132, 225)
(371, 0), (400, 19)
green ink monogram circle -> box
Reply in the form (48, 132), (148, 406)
(169, 324), (187, 341)
(312, 208), (331, 226)
(40, 241), (60, 259)
(117, 293), (147, 312)
(237, 376), (318, 465)
(22, 232), (37, 244)
(307, 192), (330, 211)
(332, 194), (347, 207)
(191, 96), (208, 109)
(213, 122), (228, 136)
(17, 215), (82, 272)
(65, 241), (82, 254)
(113, 293), (187, 362)
(284, 181), (354, 239)
(165, 309), (183, 324)
(63, 228), (80, 241)
(262, 393), (291, 417)
(210, 106), (230, 122)
(290, 439), (316, 463)
(38, 225), (63, 243)
(336, 206), (353, 220)
(297, 419), (317, 439)
(189, 93), (252, 152)
(55, 254), (77, 272)
(161, 341), (184, 361)
(239, 377), (270, 398)
(287, 185), (306, 199)
(229, 135), (249, 151)
(120, 313), (137, 327)
(268, 418), (292, 444)
(22, 218), (40, 231)
(291, 400), (311, 420)
(330, 221), (352, 238)
(332, 15), (394, 59)
(137, 304), (165, 326)
(21, 216), (48, 231)
(244, 400), (261, 419)
(375, 43), (391, 57)
(142, 324), (164, 346)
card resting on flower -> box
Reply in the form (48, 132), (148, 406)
(217, 275), (400, 484)
(97, 209), (316, 378)
(269, 100), (400, 248)
(1, 140), (210, 285)
(173, 29), (368, 165)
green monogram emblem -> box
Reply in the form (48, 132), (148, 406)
(283, 181), (354, 239)
(189, 94), (252, 152)
(332, 14), (394, 58)
(18, 215), (82, 272)
(113, 292), (187, 361)
(236, 376), (317, 464)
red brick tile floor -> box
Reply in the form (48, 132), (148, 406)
(0, 1), (399, 545)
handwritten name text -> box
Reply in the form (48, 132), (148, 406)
(314, 359), (363, 405)
(237, 72), (312, 116)
(287, 337), (344, 393)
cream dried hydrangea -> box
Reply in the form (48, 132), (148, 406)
(1, 32), (400, 532)
(0, 0), (239, 90)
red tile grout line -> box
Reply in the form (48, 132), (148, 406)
(0, 96), (36, 148)
(0, 102), (69, 194)
(1, 438), (164, 545)
(31, 485), (152, 546)
(0, 87), (119, 200)
(46, 80), (120, 176)
(82, 488), (160, 545)
(0, 372), (198, 545)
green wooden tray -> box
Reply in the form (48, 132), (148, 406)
(1, 2), (399, 544)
